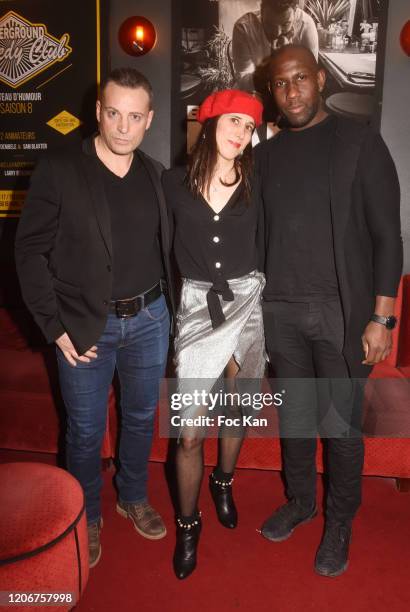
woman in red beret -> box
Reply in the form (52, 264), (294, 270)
(162, 89), (266, 579)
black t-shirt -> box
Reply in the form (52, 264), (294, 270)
(162, 167), (259, 327)
(257, 114), (340, 301)
(98, 151), (163, 300)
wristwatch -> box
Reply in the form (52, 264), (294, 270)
(371, 314), (397, 330)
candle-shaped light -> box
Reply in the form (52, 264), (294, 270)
(136, 26), (144, 45)
(119, 16), (156, 56)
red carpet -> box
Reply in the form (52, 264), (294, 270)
(1, 450), (410, 612)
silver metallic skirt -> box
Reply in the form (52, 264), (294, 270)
(174, 271), (266, 417)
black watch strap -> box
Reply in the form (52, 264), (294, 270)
(371, 314), (397, 330)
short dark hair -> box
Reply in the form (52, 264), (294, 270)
(261, 0), (299, 10)
(100, 68), (153, 109)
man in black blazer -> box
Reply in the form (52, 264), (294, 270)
(15, 68), (175, 568)
(256, 45), (402, 576)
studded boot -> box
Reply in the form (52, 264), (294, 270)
(209, 471), (238, 529)
(173, 512), (202, 580)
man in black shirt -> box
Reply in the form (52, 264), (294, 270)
(15, 68), (174, 567)
(256, 45), (402, 576)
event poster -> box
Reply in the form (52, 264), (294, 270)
(180, 0), (388, 151)
(0, 0), (102, 218)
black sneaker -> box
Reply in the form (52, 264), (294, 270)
(314, 521), (352, 577)
(261, 500), (317, 542)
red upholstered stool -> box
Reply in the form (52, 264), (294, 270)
(0, 463), (89, 611)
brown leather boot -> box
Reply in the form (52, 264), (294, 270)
(116, 501), (166, 540)
(87, 518), (103, 568)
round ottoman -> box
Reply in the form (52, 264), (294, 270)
(0, 463), (89, 611)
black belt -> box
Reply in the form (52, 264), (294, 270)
(109, 282), (162, 318)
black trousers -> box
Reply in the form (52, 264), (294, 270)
(263, 299), (365, 523)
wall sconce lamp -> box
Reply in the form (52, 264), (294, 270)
(118, 16), (157, 56)
(400, 20), (410, 56)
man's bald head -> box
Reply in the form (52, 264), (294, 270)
(270, 44), (319, 76)
(267, 44), (327, 130)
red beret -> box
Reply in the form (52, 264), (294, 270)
(197, 89), (263, 127)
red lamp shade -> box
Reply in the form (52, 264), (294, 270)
(400, 20), (410, 56)
(118, 16), (156, 56)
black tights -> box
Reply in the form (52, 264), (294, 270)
(176, 433), (244, 518)
(176, 360), (244, 519)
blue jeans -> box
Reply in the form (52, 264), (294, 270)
(57, 294), (169, 524)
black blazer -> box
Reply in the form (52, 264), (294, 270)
(15, 137), (175, 355)
(256, 116), (403, 378)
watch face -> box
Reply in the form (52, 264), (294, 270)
(385, 316), (397, 330)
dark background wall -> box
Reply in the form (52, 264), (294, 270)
(381, 0), (410, 274)
(1, 0), (408, 309)
(108, 0), (173, 167)
(109, 0), (409, 272)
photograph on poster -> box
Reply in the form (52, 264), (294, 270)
(181, 0), (386, 149)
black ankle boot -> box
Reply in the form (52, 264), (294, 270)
(173, 513), (202, 580)
(209, 472), (237, 529)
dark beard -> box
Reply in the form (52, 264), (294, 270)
(282, 98), (321, 129)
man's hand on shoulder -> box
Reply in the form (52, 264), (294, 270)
(56, 332), (98, 366)
(361, 322), (393, 366)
